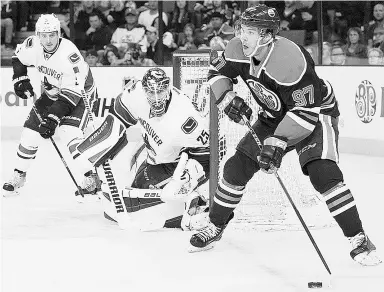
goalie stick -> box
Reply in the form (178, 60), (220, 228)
(73, 67), (131, 229)
(242, 115), (332, 276)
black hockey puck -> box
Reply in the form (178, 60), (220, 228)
(308, 282), (322, 288)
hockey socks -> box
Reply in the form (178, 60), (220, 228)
(210, 178), (244, 226)
(323, 182), (363, 237)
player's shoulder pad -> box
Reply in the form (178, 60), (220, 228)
(264, 37), (307, 85)
(224, 37), (250, 63)
(60, 39), (83, 65)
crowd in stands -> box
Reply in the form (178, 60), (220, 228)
(1, 1), (384, 66)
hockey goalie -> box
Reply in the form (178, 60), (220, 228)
(72, 68), (210, 231)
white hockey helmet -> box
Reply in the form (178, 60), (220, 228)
(35, 14), (61, 36)
(142, 68), (171, 117)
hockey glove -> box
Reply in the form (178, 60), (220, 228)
(13, 76), (35, 99)
(259, 135), (288, 174)
(224, 96), (252, 124)
(38, 114), (60, 139)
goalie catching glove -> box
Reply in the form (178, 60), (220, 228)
(258, 135), (287, 174)
(161, 152), (206, 201)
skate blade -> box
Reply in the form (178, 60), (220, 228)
(76, 191), (101, 203)
(188, 242), (216, 253)
(355, 250), (382, 266)
(2, 189), (20, 197)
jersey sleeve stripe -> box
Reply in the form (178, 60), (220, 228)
(113, 95), (137, 126)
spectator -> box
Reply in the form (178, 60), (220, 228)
(74, 1), (106, 50)
(102, 44), (123, 65)
(126, 42), (156, 66)
(125, 1), (137, 10)
(85, 49), (103, 66)
(201, 12), (234, 46)
(106, 0), (126, 32)
(233, 19), (241, 37)
(279, 0), (305, 31)
(47, 0), (68, 14)
(59, 11), (71, 39)
(111, 8), (148, 54)
(222, 1), (241, 27)
(330, 45), (346, 65)
(84, 12), (113, 52)
(169, 1), (194, 33)
(16, 1), (29, 32)
(195, 0), (225, 26)
(1, 0), (17, 51)
(342, 27), (367, 65)
(146, 26), (172, 65)
(151, 17), (178, 50)
(367, 47), (383, 65)
(366, 3), (384, 48)
(209, 35), (226, 51)
(372, 26), (384, 52)
(95, 0), (111, 18)
(296, 0), (317, 45)
(177, 23), (199, 50)
(322, 41), (333, 65)
(305, 46), (317, 63)
(330, 2), (365, 42)
(138, 0), (168, 29)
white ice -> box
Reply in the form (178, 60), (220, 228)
(1, 139), (384, 292)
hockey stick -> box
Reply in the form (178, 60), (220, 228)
(241, 115), (332, 276)
(73, 67), (131, 229)
(32, 104), (84, 196)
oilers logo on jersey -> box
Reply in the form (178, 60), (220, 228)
(246, 79), (281, 112)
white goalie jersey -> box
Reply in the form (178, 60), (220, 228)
(14, 36), (96, 105)
(114, 81), (210, 165)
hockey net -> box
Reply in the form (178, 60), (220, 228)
(173, 50), (334, 231)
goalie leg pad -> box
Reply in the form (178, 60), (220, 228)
(72, 114), (126, 166)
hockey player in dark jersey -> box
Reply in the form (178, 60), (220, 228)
(189, 4), (381, 266)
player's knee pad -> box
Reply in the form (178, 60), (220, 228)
(19, 127), (41, 147)
(306, 159), (344, 194)
(223, 150), (259, 187)
(60, 125), (84, 148)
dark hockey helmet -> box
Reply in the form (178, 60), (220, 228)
(240, 4), (280, 37)
(142, 68), (171, 117)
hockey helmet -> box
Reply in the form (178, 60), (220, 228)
(35, 14), (61, 36)
(142, 68), (171, 117)
(240, 4), (280, 37)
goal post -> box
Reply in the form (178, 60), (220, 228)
(173, 50), (219, 207)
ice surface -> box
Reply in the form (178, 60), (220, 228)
(1, 140), (383, 292)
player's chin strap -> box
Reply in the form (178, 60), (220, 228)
(247, 34), (274, 58)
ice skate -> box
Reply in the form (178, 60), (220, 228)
(75, 170), (102, 203)
(188, 219), (227, 253)
(349, 232), (382, 266)
(2, 169), (27, 196)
